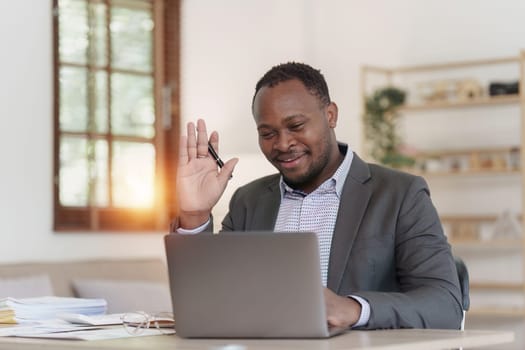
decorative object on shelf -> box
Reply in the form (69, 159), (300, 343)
(479, 222), (495, 241)
(416, 148), (519, 174)
(418, 78), (484, 103)
(456, 79), (484, 101)
(417, 80), (455, 103)
(421, 157), (443, 173)
(363, 87), (415, 168)
(492, 210), (522, 239)
(489, 81), (519, 96)
(478, 153), (495, 170)
(450, 155), (470, 172)
(508, 147), (520, 170)
(451, 222), (479, 241)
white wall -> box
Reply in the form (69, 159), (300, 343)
(0, 1), (166, 263)
(1, 0), (524, 263)
(180, 0), (315, 154)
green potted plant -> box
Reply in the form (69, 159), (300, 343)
(363, 87), (415, 168)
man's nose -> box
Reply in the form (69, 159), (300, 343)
(274, 130), (295, 151)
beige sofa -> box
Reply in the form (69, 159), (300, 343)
(0, 259), (171, 313)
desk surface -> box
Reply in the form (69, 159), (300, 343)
(0, 329), (515, 350)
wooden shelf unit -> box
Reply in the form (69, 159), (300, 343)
(399, 94), (520, 111)
(361, 50), (525, 314)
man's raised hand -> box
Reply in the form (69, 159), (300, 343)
(177, 119), (238, 229)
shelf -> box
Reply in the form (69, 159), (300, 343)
(441, 215), (499, 222)
(469, 306), (525, 317)
(392, 56), (520, 72)
(414, 146), (520, 158)
(410, 169), (521, 177)
(407, 146), (521, 176)
(441, 214), (523, 222)
(399, 94), (520, 111)
(444, 214), (523, 250)
(470, 282), (525, 291)
(362, 56), (520, 74)
(450, 238), (523, 249)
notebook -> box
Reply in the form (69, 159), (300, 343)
(164, 232), (347, 338)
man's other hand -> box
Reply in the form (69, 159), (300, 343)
(323, 287), (361, 328)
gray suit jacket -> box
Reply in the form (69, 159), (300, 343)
(211, 152), (463, 329)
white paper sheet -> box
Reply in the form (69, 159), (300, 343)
(20, 327), (175, 340)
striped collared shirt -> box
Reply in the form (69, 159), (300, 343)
(274, 145), (353, 286)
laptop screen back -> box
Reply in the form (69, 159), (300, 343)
(164, 232), (333, 338)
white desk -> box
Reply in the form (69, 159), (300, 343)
(0, 329), (515, 350)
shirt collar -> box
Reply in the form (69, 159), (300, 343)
(279, 143), (353, 199)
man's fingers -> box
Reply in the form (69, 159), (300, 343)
(196, 119), (209, 158)
(187, 122), (197, 160)
(209, 131), (219, 154)
(218, 158), (239, 183)
(179, 135), (189, 164)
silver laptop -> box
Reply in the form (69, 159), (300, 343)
(164, 232), (346, 338)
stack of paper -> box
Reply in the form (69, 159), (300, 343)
(0, 297), (107, 324)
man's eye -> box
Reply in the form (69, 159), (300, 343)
(259, 132), (275, 140)
(290, 123), (304, 131)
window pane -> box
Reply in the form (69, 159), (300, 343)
(110, 4), (153, 71)
(93, 140), (109, 206)
(60, 67), (88, 132)
(93, 70), (108, 133)
(58, 0), (88, 64)
(88, 2), (108, 67)
(111, 73), (155, 138)
(59, 136), (89, 206)
(112, 141), (155, 208)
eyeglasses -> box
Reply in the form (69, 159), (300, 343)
(121, 311), (175, 335)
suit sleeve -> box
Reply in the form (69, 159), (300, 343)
(354, 177), (463, 329)
(220, 187), (242, 232)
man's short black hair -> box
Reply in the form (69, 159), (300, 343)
(252, 62), (331, 108)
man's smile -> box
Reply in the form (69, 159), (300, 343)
(274, 152), (307, 169)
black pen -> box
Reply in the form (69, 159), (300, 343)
(208, 142), (225, 168)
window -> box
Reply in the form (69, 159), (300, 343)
(53, 0), (180, 231)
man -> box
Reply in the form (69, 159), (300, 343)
(174, 62), (463, 330)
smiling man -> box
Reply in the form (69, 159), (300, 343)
(254, 78), (342, 194)
(174, 62), (463, 330)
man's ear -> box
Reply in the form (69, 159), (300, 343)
(326, 102), (338, 128)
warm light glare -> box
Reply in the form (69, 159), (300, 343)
(117, 173), (154, 208)
(112, 142), (156, 208)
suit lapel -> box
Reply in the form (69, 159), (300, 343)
(327, 154), (372, 292)
(250, 180), (281, 231)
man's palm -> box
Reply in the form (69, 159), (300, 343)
(177, 158), (227, 214)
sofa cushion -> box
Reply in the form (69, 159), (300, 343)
(0, 259), (169, 297)
(0, 275), (54, 298)
(73, 279), (171, 314)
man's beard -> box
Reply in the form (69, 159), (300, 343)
(280, 139), (331, 190)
